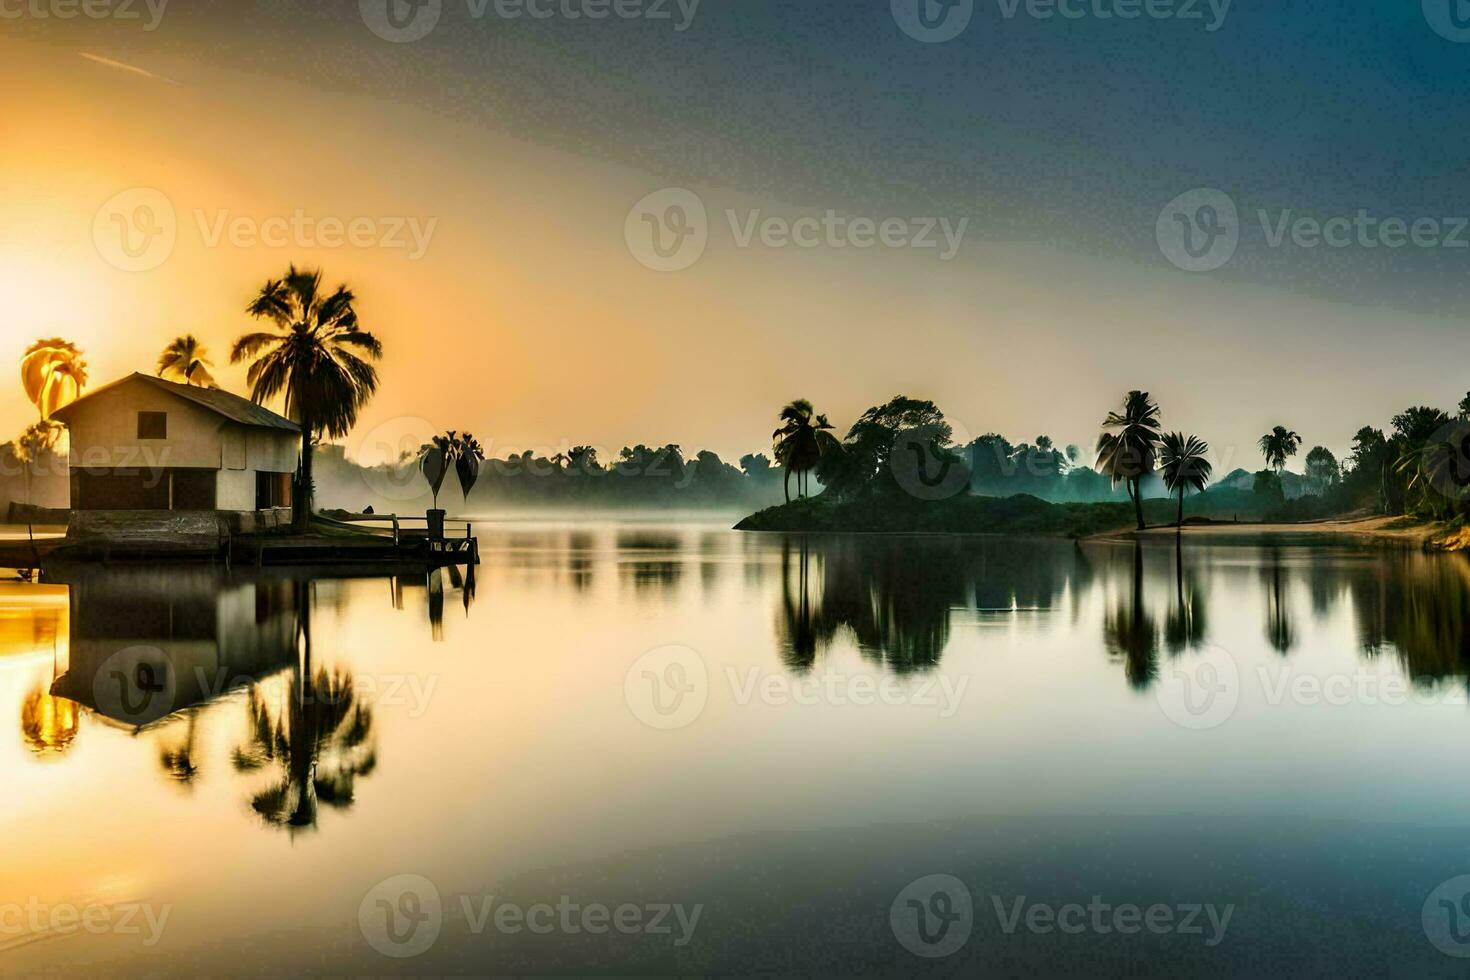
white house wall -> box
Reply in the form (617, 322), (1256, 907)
(216, 468), (255, 510)
(60, 378), (300, 513)
(65, 383), (230, 471)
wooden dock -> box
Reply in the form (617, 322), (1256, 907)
(0, 513), (479, 570)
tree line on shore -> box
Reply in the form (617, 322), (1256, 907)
(8, 265), (1469, 525)
(767, 391), (1470, 528)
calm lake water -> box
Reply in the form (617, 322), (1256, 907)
(5, 520), (1470, 975)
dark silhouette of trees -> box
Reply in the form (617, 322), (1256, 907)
(1159, 432), (1213, 528)
(772, 400), (841, 501)
(233, 266), (383, 530)
(1258, 425), (1302, 474)
(1096, 391), (1162, 530)
(156, 335), (216, 387)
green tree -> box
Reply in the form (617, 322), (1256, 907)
(231, 267), (383, 530)
(1389, 406), (1452, 516)
(1158, 432), (1213, 528)
(1253, 469), (1285, 504)
(816, 396), (955, 500)
(1095, 390), (1163, 530)
(156, 334), (216, 387)
(1257, 426), (1301, 473)
(772, 399), (841, 502)
(1303, 446), (1340, 495)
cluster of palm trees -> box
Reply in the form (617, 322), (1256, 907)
(772, 399), (840, 503)
(1094, 390), (1213, 531)
(766, 391), (1344, 531)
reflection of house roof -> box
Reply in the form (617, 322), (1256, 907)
(52, 373), (300, 433)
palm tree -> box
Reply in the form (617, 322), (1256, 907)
(1095, 390), (1163, 530)
(232, 267), (382, 531)
(156, 334), (216, 387)
(1258, 425), (1301, 474)
(772, 399), (841, 502)
(1158, 432), (1213, 529)
(20, 338), (87, 420)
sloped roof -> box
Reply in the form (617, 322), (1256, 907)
(52, 373), (300, 433)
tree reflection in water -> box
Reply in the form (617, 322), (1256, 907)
(232, 582), (377, 835)
(1261, 547), (1296, 655)
(1164, 535), (1209, 655)
(775, 534), (1089, 675)
(159, 710), (202, 789)
(1101, 541), (1159, 690)
(20, 686), (78, 758)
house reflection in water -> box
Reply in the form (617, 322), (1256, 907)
(48, 567), (298, 730)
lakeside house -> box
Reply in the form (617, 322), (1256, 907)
(50, 373), (299, 537)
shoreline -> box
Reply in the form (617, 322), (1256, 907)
(1099, 515), (1456, 549)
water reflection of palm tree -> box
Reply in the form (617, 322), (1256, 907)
(774, 536), (1090, 674)
(232, 582), (377, 833)
(777, 536), (818, 672)
(1261, 547), (1295, 654)
(1102, 542), (1158, 689)
(1164, 535), (1208, 653)
(159, 711), (202, 788)
(20, 686), (79, 758)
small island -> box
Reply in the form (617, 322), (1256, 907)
(735, 394), (1470, 550)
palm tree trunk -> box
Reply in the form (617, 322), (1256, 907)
(1131, 478), (1145, 530)
(1177, 487), (1184, 529)
(22, 466), (37, 566)
(295, 415), (312, 533)
(783, 466), (791, 504)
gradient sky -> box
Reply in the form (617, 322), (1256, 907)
(4, 1), (1470, 471)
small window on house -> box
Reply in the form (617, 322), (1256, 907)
(137, 411), (168, 440)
